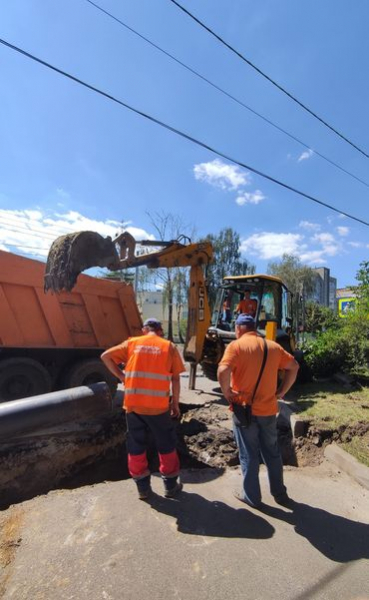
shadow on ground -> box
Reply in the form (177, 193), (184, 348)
(148, 490), (275, 539)
(259, 501), (369, 562)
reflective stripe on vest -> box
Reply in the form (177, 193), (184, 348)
(125, 388), (170, 397)
(124, 335), (172, 409)
(125, 371), (171, 382)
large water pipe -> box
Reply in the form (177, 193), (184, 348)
(0, 382), (113, 442)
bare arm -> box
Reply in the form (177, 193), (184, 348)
(276, 360), (299, 398)
(101, 352), (125, 384)
(171, 375), (181, 418)
(217, 364), (237, 403)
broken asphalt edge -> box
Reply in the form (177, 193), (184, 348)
(278, 399), (369, 491)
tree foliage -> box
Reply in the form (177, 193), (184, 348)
(305, 261), (369, 377)
(267, 254), (315, 298)
(267, 254), (315, 334)
(304, 301), (339, 334)
(202, 228), (255, 309)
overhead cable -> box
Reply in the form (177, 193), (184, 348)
(0, 37), (368, 227)
(0, 218), (61, 240)
(169, 0), (369, 160)
(0, 242), (48, 252)
(84, 0), (369, 190)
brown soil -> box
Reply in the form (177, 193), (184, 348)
(0, 508), (23, 597)
(292, 420), (369, 467)
(44, 231), (118, 292)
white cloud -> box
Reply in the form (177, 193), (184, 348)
(240, 232), (303, 260)
(338, 213), (346, 219)
(299, 250), (327, 264)
(312, 232), (335, 244)
(298, 149), (314, 162)
(299, 220), (321, 232)
(348, 241), (363, 248)
(0, 207), (153, 260)
(236, 190), (266, 206)
(193, 159), (250, 191)
(311, 232), (340, 258)
(337, 226), (349, 237)
(240, 227), (346, 265)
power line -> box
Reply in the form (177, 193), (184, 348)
(0, 218), (60, 240)
(0, 37), (368, 228)
(0, 242), (48, 252)
(84, 0), (369, 190)
(169, 0), (369, 160)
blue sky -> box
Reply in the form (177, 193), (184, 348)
(0, 0), (368, 288)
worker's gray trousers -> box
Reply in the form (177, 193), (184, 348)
(233, 415), (286, 507)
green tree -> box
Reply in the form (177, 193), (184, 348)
(305, 261), (369, 377)
(305, 301), (339, 334)
(202, 228), (255, 309)
(267, 254), (315, 335)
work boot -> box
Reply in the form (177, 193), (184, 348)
(273, 492), (292, 507)
(163, 476), (183, 498)
(135, 475), (152, 501)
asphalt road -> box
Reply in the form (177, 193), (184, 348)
(1, 371), (368, 600)
(1, 460), (368, 600)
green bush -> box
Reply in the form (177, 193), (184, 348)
(305, 326), (368, 378)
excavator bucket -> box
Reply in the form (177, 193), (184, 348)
(44, 231), (120, 293)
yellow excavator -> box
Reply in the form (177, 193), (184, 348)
(45, 231), (299, 388)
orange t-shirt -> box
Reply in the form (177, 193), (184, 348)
(103, 336), (185, 414)
(236, 298), (257, 316)
(219, 331), (295, 416)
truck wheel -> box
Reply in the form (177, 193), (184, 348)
(0, 358), (52, 402)
(63, 359), (118, 397)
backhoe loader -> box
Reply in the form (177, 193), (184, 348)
(45, 231), (213, 388)
(44, 232), (299, 388)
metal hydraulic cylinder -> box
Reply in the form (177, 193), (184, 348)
(0, 382), (113, 442)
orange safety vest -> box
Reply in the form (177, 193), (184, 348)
(124, 334), (172, 410)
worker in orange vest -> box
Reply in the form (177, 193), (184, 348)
(101, 318), (186, 500)
(235, 289), (257, 317)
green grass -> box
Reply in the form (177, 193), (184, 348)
(342, 437), (369, 468)
(287, 382), (369, 466)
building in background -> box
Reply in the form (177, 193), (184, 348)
(311, 267), (337, 311)
(137, 291), (188, 335)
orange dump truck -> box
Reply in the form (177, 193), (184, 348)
(0, 250), (142, 402)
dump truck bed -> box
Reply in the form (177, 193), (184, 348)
(0, 250), (142, 349)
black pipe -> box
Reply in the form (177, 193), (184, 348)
(0, 382), (113, 442)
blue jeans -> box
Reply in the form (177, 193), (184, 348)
(233, 415), (286, 506)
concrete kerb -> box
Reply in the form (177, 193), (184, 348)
(324, 444), (369, 490)
(278, 399), (369, 491)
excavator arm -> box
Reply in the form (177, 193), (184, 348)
(45, 231), (213, 387)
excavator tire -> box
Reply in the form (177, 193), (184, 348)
(0, 358), (52, 402)
(63, 359), (118, 397)
(200, 361), (219, 382)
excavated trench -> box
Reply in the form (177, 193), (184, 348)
(0, 400), (296, 507)
(4, 396), (365, 509)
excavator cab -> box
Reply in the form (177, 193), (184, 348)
(200, 275), (295, 380)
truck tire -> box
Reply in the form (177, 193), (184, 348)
(0, 358), (52, 402)
(63, 359), (118, 397)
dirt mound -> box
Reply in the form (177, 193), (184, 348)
(44, 231), (119, 292)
